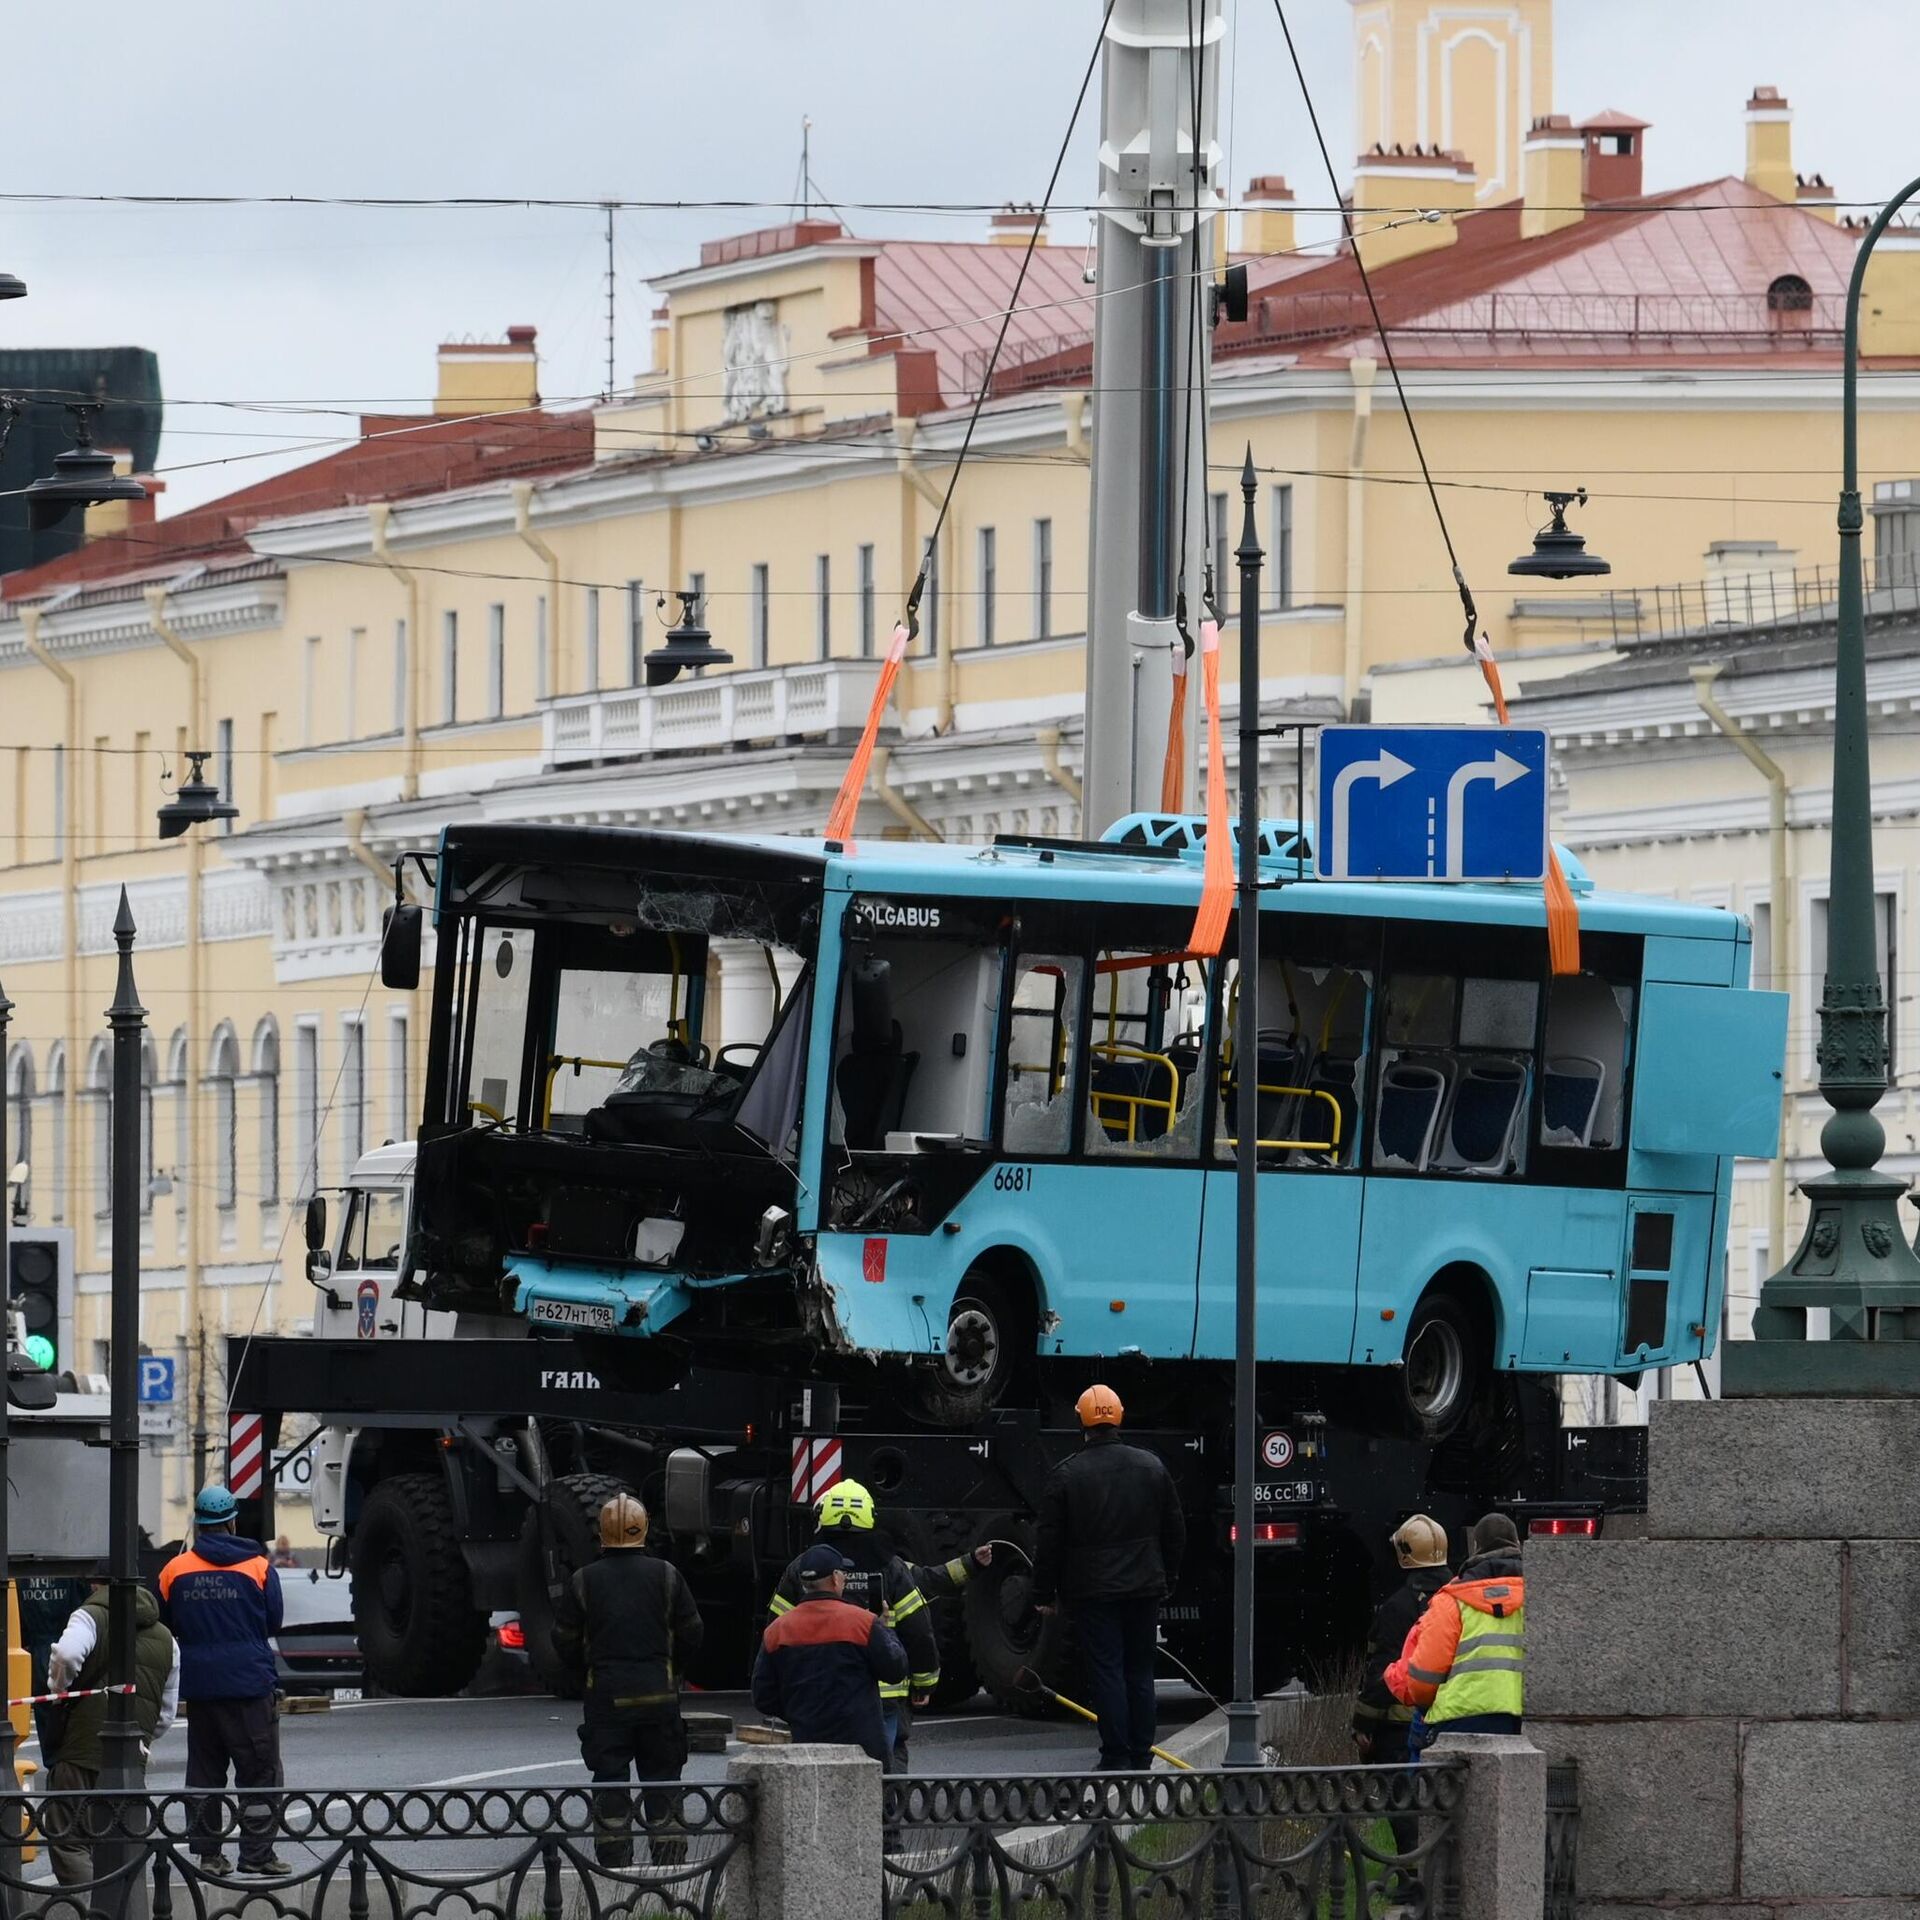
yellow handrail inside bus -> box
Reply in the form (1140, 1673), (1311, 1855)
(1089, 1043), (1181, 1144)
(542, 1054), (630, 1125)
(1221, 1085), (1343, 1154)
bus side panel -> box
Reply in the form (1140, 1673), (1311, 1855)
(1353, 1182), (1626, 1369)
(799, 897), (849, 1235)
(1641, 933), (1735, 988)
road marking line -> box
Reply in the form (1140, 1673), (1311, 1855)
(418, 1757), (584, 1788)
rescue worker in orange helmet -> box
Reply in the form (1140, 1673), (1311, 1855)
(1386, 1512), (1525, 1740)
(1031, 1384), (1185, 1770)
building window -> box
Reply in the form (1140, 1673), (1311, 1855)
(534, 597), (548, 702)
(487, 604), (506, 718)
(816, 555), (832, 660)
(6, 1045), (32, 1222)
(139, 1034), (156, 1217)
(1034, 518), (1054, 640)
(441, 611), (459, 725)
(1210, 492), (1231, 618)
(345, 627), (364, 739)
(1811, 891), (1899, 1072)
(207, 1024), (240, 1211)
(342, 1018), (366, 1171)
(253, 1019), (280, 1208)
(44, 1043), (64, 1224)
(166, 1028), (187, 1205)
(584, 588), (601, 694)
(857, 546), (876, 658)
(295, 1020), (320, 1199)
(978, 526), (996, 647)
(303, 637), (321, 746)
(392, 619), (408, 733)
(216, 718), (234, 835)
(1749, 901), (1773, 993)
(1270, 484), (1294, 610)
(751, 564), (770, 669)
(1768, 273), (1814, 314)
(388, 1009), (410, 1142)
(87, 1038), (110, 1226)
(626, 581), (645, 685)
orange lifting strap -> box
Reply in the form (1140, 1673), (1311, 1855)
(1160, 629), (1190, 814)
(1476, 635), (1579, 976)
(823, 620), (914, 846)
(1186, 618), (1233, 958)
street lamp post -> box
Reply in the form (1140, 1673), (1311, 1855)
(1223, 449), (1265, 1769)
(1730, 176), (1920, 1392)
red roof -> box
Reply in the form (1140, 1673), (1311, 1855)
(2, 407), (594, 601)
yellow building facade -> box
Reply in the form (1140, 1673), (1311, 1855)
(6, 0), (1920, 1507)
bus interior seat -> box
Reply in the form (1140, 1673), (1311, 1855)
(1090, 1052), (1177, 1142)
(1437, 1057), (1529, 1172)
(1374, 1059), (1448, 1170)
(1543, 1054), (1606, 1147)
(1297, 1053), (1360, 1166)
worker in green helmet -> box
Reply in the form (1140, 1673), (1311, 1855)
(768, 1477), (987, 1767)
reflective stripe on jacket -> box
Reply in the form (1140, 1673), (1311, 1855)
(1384, 1549), (1525, 1725)
(768, 1533), (938, 1698)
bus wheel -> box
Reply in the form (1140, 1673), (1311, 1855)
(1398, 1289), (1481, 1441)
(912, 1269), (1024, 1426)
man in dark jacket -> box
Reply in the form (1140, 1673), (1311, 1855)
(1031, 1384), (1184, 1771)
(1353, 1515), (1451, 1853)
(158, 1485), (286, 1876)
(767, 1479), (942, 1765)
(751, 1545), (908, 1764)
(551, 1493), (704, 1868)
(44, 1578), (179, 1886)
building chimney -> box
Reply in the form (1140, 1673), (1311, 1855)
(1576, 112), (1649, 202)
(82, 456), (160, 540)
(1745, 87), (1795, 203)
(1350, 147), (1476, 270)
(1241, 176), (1297, 258)
(435, 324), (540, 417)
(1797, 173), (1837, 224)
(991, 203), (1049, 248)
(1521, 116), (1585, 239)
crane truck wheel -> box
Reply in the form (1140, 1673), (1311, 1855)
(961, 1515), (1078, 1718)
(350, 1472), (488, 1697)
(903, 1509), (982, 1710)
(515, 1470), (637, 1699)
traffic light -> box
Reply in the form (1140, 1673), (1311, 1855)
(7, 1229), (71, 1376)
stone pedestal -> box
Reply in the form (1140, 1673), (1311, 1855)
(723, 1744), (883, 1920)
(1529, 1397), (1920, 1915)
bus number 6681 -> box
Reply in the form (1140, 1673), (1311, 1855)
(992, 1165), (1033, 1193)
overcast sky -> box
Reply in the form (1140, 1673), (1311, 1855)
(1, 1), (1912, 513)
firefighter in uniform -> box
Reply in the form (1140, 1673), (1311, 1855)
(768, 1479), (940, 1767)
(1354, 1514), (1451, 1853)
(552, 1493), (704, 1868)
(1386, 1512), (1526, 1738)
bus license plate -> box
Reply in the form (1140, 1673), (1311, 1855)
(1252, 1480), (1314, 1506)
(529, 1300), (617, 1331)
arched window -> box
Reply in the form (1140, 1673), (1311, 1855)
(139, 1034), (158, 1217)
(86, 1037), (111, 1224)
(1767, 273), (1814, 313)
(6, 1044), (33, 1222)
(253, 1019), (281, 1208)
(166, 1028), (189, 1201)
(207, 1024), (241, 1212)
(44, 1043), (65, 1225)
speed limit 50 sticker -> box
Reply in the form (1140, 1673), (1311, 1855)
(1260, 1431), (1295, 1471)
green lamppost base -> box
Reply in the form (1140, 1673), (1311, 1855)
(1723, 1166), (1920, 1398)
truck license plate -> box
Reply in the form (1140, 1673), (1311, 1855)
(1252, 1480), (1315, 1506)
(529, 1300), (617, 1331)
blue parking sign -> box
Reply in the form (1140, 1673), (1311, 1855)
(1317, 726), (1550, 884)
(137, 1356), (176, 1404)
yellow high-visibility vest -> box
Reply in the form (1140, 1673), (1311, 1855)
(1429, 1594), (1524, 1723)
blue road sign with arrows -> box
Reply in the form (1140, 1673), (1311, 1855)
(1316, 725), (1550, 883)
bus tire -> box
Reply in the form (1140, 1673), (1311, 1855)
(911, 1266), (1027, 1426)
(350, 1472), (487, 1698)
(515, 1470), (636, 1699)
(1397, 1287), (1483, 1442)
(962, 1515), (1075, 1717)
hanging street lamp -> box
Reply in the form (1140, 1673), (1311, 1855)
(156, 751), (240, 840)
(1508, 489), (1612, 581)
(23, 403), (147, 532)
(645, 589), (733, 687)
(1728, 177), (1920, 1394)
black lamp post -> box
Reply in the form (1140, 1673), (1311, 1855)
(645, 590), (732, 687)
(1223, 448), (1266, 1770)
(1508, 490), (1612, 582)
(24, 404), (147, 533)
(1730, 176), (1920, 1391)
(156, 752), (239, 840)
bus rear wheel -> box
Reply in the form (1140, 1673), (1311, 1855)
(1397, 1289), (1483, 1441)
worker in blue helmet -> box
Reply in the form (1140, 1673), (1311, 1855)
(158, 1486), (288, 1877)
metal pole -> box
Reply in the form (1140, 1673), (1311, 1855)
(1744, 173), (1920, 1365)
(1223, 446), (1264, 1769)
(102, 891), (147, 1796)
(1138, 245), (1179, 622)
(0, 975), (16, 1828)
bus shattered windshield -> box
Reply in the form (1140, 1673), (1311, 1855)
(410, 825), (824, 1317)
